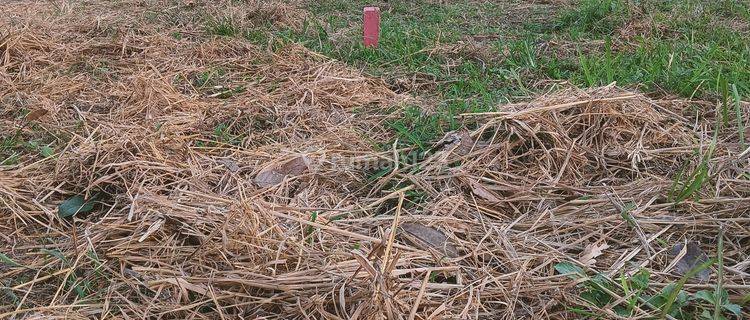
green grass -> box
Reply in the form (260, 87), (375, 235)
(198, 0), (749, 150)
(1, 109), (59, 165)
(555, 258), (742, 319)
(194, 68), (225, 88)
(272, 1), (513, 148)
(206, 17), (238, 37)
(0, 136), (20, 165)
(555, 0), (629, 37)
(300, 0), (747, 146)
(539, 0), (750, 98)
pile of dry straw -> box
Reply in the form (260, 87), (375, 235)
(1, 1), (748, 319)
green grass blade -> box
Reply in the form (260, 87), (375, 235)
(41, 248), (68, 264)
(668, 164), (686, 202)
(713, 227), (724, 320)
(660, 258), (716, 319)
(676, 125), (718, 203)
(676, 161), (708, 203)
(741, 293), (750, 306)
(0, 253), (21, 267)
(720, 78), (729, 127)
(732, 84), (746, 150)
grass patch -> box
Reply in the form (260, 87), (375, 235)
(197, 0), (750, 148)
(555, 258), (741, 319)
(278, 0), (748, 148)
(555, 0), (629, 37)
(538, 0), (750, 98)
(205, 17), (238, 36)
(265, 1), (517, 148)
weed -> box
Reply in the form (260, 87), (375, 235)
(0, 153), (19, 166)
(546, 0), (750, 99)
(205, 17), (237, 37)
(366, 165), (393, 182)
(41, 249), (89, 299)
(0, 253), (20, 267)
(86, 249), (106, 278)
(388, 106), (442, 151)
(693, 289), (743, 319)
(670, 129), (717, 204)
(556, 0), (627, 37)
(213, 123), (231, 143)
(555, 247), (741, 319)
(144, 10), (159, 22)
(194, 68), (225, 88)
(195, 3), (518, 149)
(429, 271), (439, 283)
(404, 189), (428, 208)
(212, 123), (242, 145)
(655, 257), (715, 318)
(244, 29), (268, 45)
(91, 61), (111, 79)
(215, 85), (246, 99)
(58, 194), (100, 218)
(1, 280), (19, 308)
(27, 140), (54, 158)
(0, 135), (19, 163)
(304, 211), (318, 244)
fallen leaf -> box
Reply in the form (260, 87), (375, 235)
(469, 180), (500, 202)
(670, 241), (711, 282)
(24, 109), (48, 122)
(138, 219), (165, 242)
(58, 194), (98, 218)
(399, 223), (459, 258)
(39, 145), (54, 158)
(351, 250), (378, 277)
(217, 158), (240, 173)
(554, 261), (585, 279)
(437, 130), (474, 156)
(453, 131), (474, 156)
(579, 242), (609, 266)
(151, 277), (208, 295)
(254, 156), (310, 187)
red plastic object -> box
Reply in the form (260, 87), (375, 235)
(363, 7), (380, 48)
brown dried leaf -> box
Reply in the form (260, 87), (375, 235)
(437, 130), (474, 156)
(24, 109), (48, 122)
(670, 241), (711, 282)
(579, 242), (609, 266)
(217, 158), (240, 173)
(254, 156), (310, 187)
(152, 277), (208, 296)
(351, 250), (378, 277)
(138, 219), (164, 243)
(469, 180), (500, 202)
(400, 223), (459, 258)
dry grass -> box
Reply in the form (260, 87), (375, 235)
(1, 1), (749, 319)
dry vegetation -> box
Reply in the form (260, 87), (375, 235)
(1, 0), (748, 319)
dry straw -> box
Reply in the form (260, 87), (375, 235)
(1, 1), (748, 319)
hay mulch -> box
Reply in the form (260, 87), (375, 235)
(2, 1), (749, 319)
